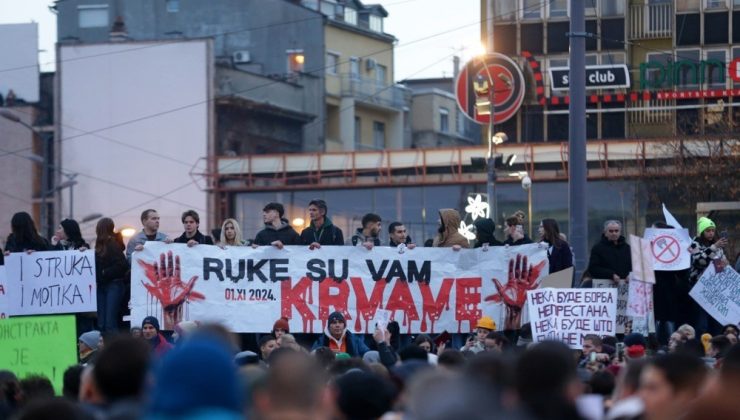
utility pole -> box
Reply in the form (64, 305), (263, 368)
(486, 0), (496, 222)
(568, 0), (588, 278)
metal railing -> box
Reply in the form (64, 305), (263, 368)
(629, 2), (673, 40)
(340, 74), (409, 110)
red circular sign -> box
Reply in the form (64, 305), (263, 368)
(651, 235), (681, 264)
(455, 53), (526, 125)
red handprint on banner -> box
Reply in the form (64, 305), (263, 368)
(485, 254), (546, 331)
(138, 250), (205, 330)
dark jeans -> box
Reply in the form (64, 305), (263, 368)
(97, 280), (125, 335)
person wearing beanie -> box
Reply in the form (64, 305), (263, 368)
(688, 216), (728, 335)
(142, 316), (173, 356)
(272, 317), (290, 339)
(311, 311), (369, 357)
(78, 330), (101, 364)
(52, 219), (90, 251)
(461, 316), (496, 353)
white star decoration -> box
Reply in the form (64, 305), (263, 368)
(464, 194), (489, 220)
(458, 221), (477, 240)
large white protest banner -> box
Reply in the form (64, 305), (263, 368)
(527, 288), (617, 349)
(593, 279), (655, 335)
(0, 266), (8, 318)
(643, 228), (691, 271)
(131, 242), (549, 333)
(4, 250), (97, 316)
(690, 264), (740, 327)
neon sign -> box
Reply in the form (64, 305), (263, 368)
(640, 57), (740, 90)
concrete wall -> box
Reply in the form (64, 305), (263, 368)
(0, 106), (36, 246)
(0, 23), (39, 103)
(58, 40), (211, 238)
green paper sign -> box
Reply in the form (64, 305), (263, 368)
(0, 315), (78, 394)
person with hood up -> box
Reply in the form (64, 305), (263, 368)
(311, 311), (369, 357)
(141, 316), (173, 356)
(588, 220), (632, 282)
(300, 199), (344, 248)
(51, 219), (90, 251)
(78, 330), (101, 365)
(473, 217), (502, 248)
(253, 202), (301, 247)
(433, 209), (470, 249)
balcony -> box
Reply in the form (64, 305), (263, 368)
(340, 74), (409, 110)
(629, 2), (673, 40)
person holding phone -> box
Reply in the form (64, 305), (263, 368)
(688, 217), (728, 335)
(461, 316), (496, 354)
(503, 216), (533, 246)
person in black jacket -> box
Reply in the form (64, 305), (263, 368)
(173, 210), (213, 247)
(51, 219), (90, 250)
(253, 202), (301, 248)
(95, 218), (129, 335)
(538, 218), (573, 275)
(474, 217), (503, 248)
(4, 212), (50, 256)
(300, 199), (344, 247)
(587, 220), (632, 282)
(503, 216), (533, 246)
(351, 213), (381, 248)
(388, 222), (415, 248)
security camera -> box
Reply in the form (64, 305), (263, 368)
(521, 175), (532, 190)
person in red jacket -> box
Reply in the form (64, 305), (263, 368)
(142, 316), (173, 356)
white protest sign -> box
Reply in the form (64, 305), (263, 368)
(527, 288), (617, 349)
(627, 278), (653, 318)
(131, 242), (549, 333)
(689, 264), (740, 326)
(593, 279), (655, 335)
(630, 235), (655, 284)
(4, 250), (97, 316)
(643, 228), (691, 271)
(662, 203), (683, 230)
(0, 266), (8, 318)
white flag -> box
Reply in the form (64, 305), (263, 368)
(662, 203), (683, 230)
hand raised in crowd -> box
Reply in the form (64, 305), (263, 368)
(436, 341), (446, 354)
(373, 326), (389, 344)
(309, 242), (321, 250)
(271, 240), (285, 250)
(714, 237), (728, 249)
(463, 334), (476, 350)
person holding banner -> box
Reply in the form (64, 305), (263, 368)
(126, 209), (169, 261)
(51, 219), (89, 251)
(253, 202), (302, 247)
(688, 217), (728, 336)
(300, 199), (344, 247)
(217, 218), (248, 247)
(4, 212), (51, 255)
(433, 209), (469, 249)
(173, 210), (214, 247)
(95, 218), (130, 335)
(350, 213), (382, 248)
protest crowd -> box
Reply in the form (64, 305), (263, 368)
(0, 199), (738, 420)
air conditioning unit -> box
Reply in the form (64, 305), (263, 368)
(232, 50), (251, 64)
(366, 58), (377, 71)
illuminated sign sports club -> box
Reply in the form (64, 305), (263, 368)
(640, 57), (740, 90)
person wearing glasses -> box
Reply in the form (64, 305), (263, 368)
(587, 220), (632, 283)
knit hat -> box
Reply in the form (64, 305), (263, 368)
(79, 330), (101, 350)
(475, 316), (496, 331)
(328, 311), (346, 325)
(623, 333), (646, 348)
(142, 316), (160, 331)
(697, 217), (716, 236)
(626, 345), (646, 359)
(272, 317), (290, 333)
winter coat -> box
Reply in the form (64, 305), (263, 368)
(389, 236), (413, 247)
(504, 234), (533, 246)
(433, 209), (470, 248)
(547, 240), (574, 274)
(300, 217), (344, 246)
(311, 329), (370, 357)
(126, 230), (168, 260)
(474, 218), (503, 247)
(588, 235), (632, 279)
(52, 239), (90, 251)
(253, 221), (302, 246)
(174, 230), (214, 245)
(95, 242), (129, 284)
(149, 332), (174, 356)
(351, 228), (381, 246)
(688, 236), (723, 285)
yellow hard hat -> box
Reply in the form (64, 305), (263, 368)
(476, 316), (496, 331)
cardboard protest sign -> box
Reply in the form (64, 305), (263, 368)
(643, 228), (691, 271)
(131, 242), (549, 333)
(690, 264), (740, 326)
(4, 250), (97, 316)
(627, 278), (653, 318)
(540, 267), (574, 289)
(593, 279), (655, 335)
(629, 235), (655, 284)
(0, 315), (78, 394)
(0, 266), (8, 318)
(527, 288), (617, 349)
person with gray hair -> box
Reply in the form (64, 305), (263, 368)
(588, 219), (632, 282)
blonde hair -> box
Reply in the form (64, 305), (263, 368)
(220, 218), (244, 246)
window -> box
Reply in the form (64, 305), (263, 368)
(677, 0), (700, 12)
(601, 0), (625, 16)
(586, 54), (598, 65)
(704, 49), (727, 88)
(675, 49), (701, 87)
(376, 64), (387, 84)
(735, 0), (740, 7)
(494, 0), (516, 21)
(369, 15), (383, 32)
(601, 52), (626, 65)
(287, 50), (305, 73)
(705, 0), (729, 9)
(733, 47), (740, 87)
(78, 5), (108, 28)
(344, 7), (357, 25)
(641, 53), (672, 90)
(522, 0), (542, 19)
(585, 0), (597, 16)
(373, 121), (386, 149)
(354, 116), (361, 148)
(166, 0), (179, 13)
(439, 108), (449, 133)
(320, 0), (336, 18)
(704, 12), (729, 44)
(548, 0), (568, 17)
(326, 52), (339, 75)
(349, 57), (360, 79)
